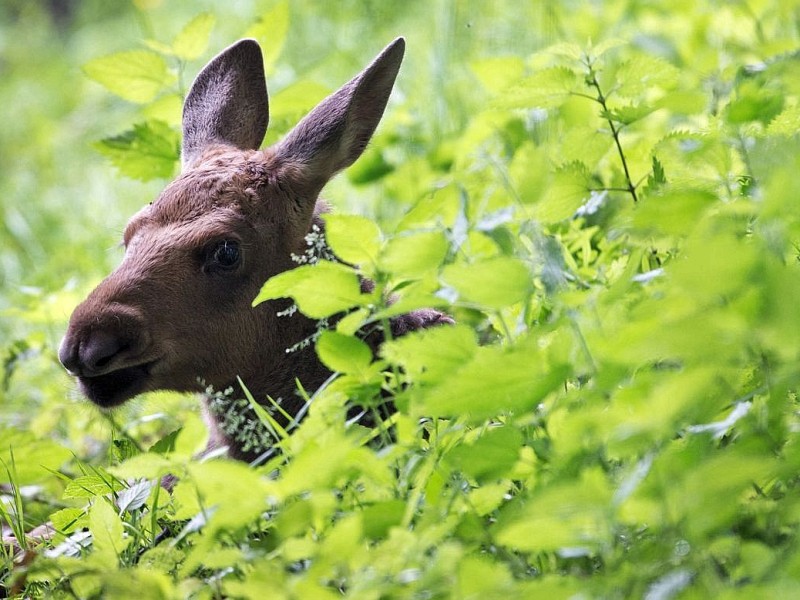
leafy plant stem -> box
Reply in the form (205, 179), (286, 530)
(585, 67), (639, 203)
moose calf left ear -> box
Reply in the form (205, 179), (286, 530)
(182, 39), (269, 170)
(275, 37), (405, 188)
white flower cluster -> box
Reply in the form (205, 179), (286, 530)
(205, 384), (276, 454)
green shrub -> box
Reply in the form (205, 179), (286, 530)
(3, 1), (800, 597)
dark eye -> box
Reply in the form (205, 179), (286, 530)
(207, 240), (241, 271)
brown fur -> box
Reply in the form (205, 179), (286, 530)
(59, 38), (451, 461)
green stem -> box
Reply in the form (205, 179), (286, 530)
(586, 70), (639, 204)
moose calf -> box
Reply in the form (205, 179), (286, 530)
(59, 38), (451, 462)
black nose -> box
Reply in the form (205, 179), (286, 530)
(59, 330), (130, 377)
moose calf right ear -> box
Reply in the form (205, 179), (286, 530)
(182, 39), (269, 170)
(275, 37), (405, 189)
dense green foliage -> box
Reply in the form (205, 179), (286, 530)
(3, 0), (800, 597)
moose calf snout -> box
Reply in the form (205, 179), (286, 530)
(59, 304), (155, 408)
(59, 327), (134, 377)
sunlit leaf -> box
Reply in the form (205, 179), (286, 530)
(245, 1), (290, 72)
(382, 323), (477, 385)
(94, 120), (179, 181)
(172, 13), (216, 61)
(0, 431), (72, 485)
(441, 256), (531, 309)
(253, 260), (364, 318)
(495, 469), (611, 551)
(316, 330), (372, 374)
(323, 214), (382, 266)
(445, 426), (523, 482)
(537, 161), (593, 222)
(379, 230), (448, 278)
(492, 67), (579, 109)
(89, 499), (126, 567)
(83, 50), (175, 103)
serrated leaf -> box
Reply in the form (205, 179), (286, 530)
(614, 55), (679, 98)
(316, 331), (372, 374)
(253, 261), (364, 318)
(767, 105), (800, 136)
(94, 120), (179, 181)
(544, 42), (584, 61)
(172, 13), (216, 61)
(50, 507), (86, 534)
(83, 50), (175, 103)
(245, 1), (290, 72)
(589, 38), (626, 59)
(442, 256), (531, 309)
(323, 214), (382, 266)
(379, 231), (448, 278)
(492, 67), (579, 110)
(63, 475), (124, 499)
(606, 103), (656, 126)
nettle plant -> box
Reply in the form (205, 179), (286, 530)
(6, 6), (800, 598)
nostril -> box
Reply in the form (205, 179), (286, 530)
(79, 331), (131, 375)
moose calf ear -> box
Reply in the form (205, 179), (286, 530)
(275, 37), (405, 188)
(182, 39), (269, 170)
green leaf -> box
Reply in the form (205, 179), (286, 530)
(83, 50), (175, 103)
(102, 569), (174, 600)
(537, 161), (593, 222)
(726, 80), (784, 124)
(767, 105), (800, 136)
(470, 56), (526, 94)
(185, 460), (272, 531)
(492, 67), (579, 110)
(0, 431), (72, 485)
(631, 189), (716, 237)
(245, 1), (290, 72)
(323, 214), (382, 266)
(606, 103), (656, 126)
(614, 54), (679, 97)
(94, 120), (179, 181)
(495, 468), (611, 551)
(445, 426), (523, 482)
(360, 500), (405, 540)
(63, 475), (125, 499)
(89, 499), (126, 567)
(172, 13), (216, 61)
(379, 231), (449, 278)
(253, 261), (364, 318)
(509, 142), (549, 206)
(441, 256), (531, 309)
(414, 341), (570, 422)
(316, 330), (372, 374)
(397, 184), (460, 231)
(50, 508), (86, 534)
(268, 80), (330, 121)
(381, 324), (477, 385)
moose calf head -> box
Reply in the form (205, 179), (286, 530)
(59, 38), (407, 413)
